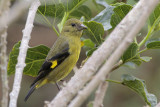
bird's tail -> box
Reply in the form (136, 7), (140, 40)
(24, 84), (36, 102)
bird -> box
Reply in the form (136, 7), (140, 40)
(24, 18), (87, 101)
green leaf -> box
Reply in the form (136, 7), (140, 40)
(80, 16), (86, 22)
(121, 43), (143, 67)
(7, 41), (50, 77)
(104, 0), (115, 5)
(95, 0), (109, 7)
(123, 56), (142, 69)
(70, 5), (92, 20)
(148, 3), (160, 33)
(83, 39), (95, 48)
(87, 101), (93, 107)
(131, 56), (142, 66)
(37, 3), (65, 26)
(83, 21), (104, 45)
(38, 3), (65, 20)
(140, 56), (152, 62)
(123, 62), (136, 69)
(91, 4), (114, 30)
(121, 74), (157, 107)
(146, 38), (160, 49)
(123, 56), (151, 69)
(121, 43), (138, 63)
(65, 0), (85, 11)
(110, 3), (132, 29)
(37, 0), (89, 26)
(139, 4), (160, 48)
(86, 48), (97, 57)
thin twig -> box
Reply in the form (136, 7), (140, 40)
(144, 102), (160, 107)
(9, 1), (41, 107)
(73, 66), (79, 73)
(93, 60), (123, 107)
(0, 32), (9, 107)
(0, 0), (9, 15)
(46, 0), (159, 106)
(93, 81), (108, 107)
(68, 0), (159, 106)
(156, 102), (160, 107)
(0, 0), (10, 107)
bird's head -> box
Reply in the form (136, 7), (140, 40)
(61, 18), (87, 37)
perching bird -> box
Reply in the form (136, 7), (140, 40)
(24, 18), (86, 101)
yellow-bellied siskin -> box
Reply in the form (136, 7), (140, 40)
(24, 18), (86, 101)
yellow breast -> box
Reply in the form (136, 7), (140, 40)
(47, 37), (81, 83)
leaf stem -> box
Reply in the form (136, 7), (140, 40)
(51, 25), (60, 36)
(111, 60), (123, 71)
(68, 0), (87, 15)
(134, 37), (137, 44)
(106, 79), (122, 84)
(38, 9), (59, 36)
(138, 18), (159, 47)
(138, 48), (148, 54)
(57, 0), (88, 32)
(138, 30), (152, 47)
(58, 12), (69, 32)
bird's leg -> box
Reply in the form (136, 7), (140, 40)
(60, 80), (67, 87)
(60, 80), (65, 82)
(55, 80), (66, 91)
(56, 82), (61, 91)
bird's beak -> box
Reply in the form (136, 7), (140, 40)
(77, 24), (87, 31)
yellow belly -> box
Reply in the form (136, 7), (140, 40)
(47, 40), (81, 83)
(47, 54), (78, 82)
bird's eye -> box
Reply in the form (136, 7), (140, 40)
(71, 23), (76, 27)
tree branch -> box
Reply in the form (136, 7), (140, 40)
(156, 102), (160, 107)
(0, 0), (10, 107)
(68, 0), (159, 106)
(0, 0), (9, 15)
(93, 81), (108, 107)
(93, 60), (122, 107)
(9, 1), (41, 107)
(47, 0), (159, 106)
(0, 32), (9, 107)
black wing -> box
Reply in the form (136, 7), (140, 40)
(30, 48), (69, 87)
